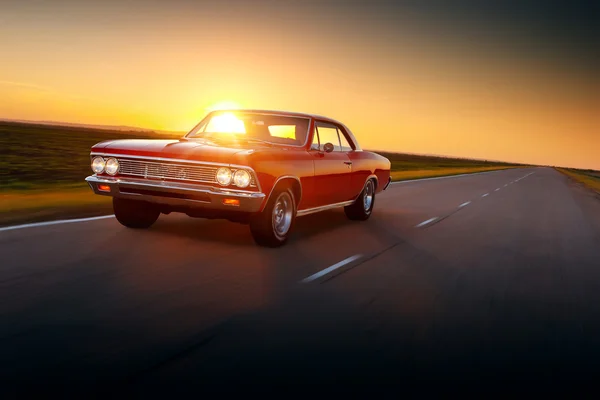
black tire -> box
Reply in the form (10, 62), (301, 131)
(113, 198), (160, 229)
(344, 179), (376, 221)
(249, 187), (296, 247)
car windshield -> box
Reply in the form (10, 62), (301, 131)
(186, 112), (310, 146)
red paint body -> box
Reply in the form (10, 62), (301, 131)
(90, 110), (391, 212)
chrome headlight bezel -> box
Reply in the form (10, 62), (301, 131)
(216, 167), (233, 186)
(91, 156), (106, 174)
(233, 169), (251, 188)
(105, 157), (119, 176)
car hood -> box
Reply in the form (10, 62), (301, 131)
(92, 139), (256, 165)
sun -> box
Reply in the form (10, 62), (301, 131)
(205, 112), (246, 134)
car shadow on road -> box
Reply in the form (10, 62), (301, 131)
(146, 209), (357, 246)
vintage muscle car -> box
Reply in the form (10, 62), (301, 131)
(86, 110), (391, 247)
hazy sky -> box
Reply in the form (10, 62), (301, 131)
(1, 0), (598, 169)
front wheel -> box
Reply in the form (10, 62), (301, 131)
(113, 198), (160, 229)
(344, 179), (375, 221)
(249, 187), (296, 247)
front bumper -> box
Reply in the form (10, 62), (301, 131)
(86, 175), (265, 213)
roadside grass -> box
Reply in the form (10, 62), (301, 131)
(391, 166), (517, 182)
(0, 121), (525, 227)
(0, 121), (181, 190)
(0, 185), (113, 227)
(556, 168), (600, 194)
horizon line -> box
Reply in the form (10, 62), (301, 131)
(1, 116), (596, 172)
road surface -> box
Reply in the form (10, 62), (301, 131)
(2, 167), (600, 395)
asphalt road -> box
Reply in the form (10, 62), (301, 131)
(2, 167), (600, 395)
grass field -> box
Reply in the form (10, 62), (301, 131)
(556, 168), (600, 194)
(0, 121), (181, 191)
(1, 121), (522, 226)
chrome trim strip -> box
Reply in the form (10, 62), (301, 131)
(90, 152), (262, 192)
(296, 200), (354, 217)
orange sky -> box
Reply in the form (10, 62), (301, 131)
(1, 1), (598, 169)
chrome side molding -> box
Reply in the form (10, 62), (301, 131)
(296, 200), (354, 217)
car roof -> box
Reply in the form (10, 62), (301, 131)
(212, 109), (344, 125)
(205, 108), (362, 151)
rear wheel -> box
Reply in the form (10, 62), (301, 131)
(249, 187), (296, 247)
(113, 198), (160, 229)
(344, 179), (375, 221)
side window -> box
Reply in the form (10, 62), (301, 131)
(315, 124), (341, 152)
(311, 128), (320, 150)
(268, 125), (296, 140)
(338, 129), (353, 152)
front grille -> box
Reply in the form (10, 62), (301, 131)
(116, 158), (256, 187)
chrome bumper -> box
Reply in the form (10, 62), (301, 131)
(86, 175), (265, 213)
(383, 176), (392, 190)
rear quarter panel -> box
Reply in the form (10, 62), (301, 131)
(348, 151), (391, 195)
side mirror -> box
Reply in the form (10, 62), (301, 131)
(323, 142), (335, 153)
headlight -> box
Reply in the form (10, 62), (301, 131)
(105, 157), (119, 175)
(91, 156), (105, 174)
(216, 167), (232, 186)
(233, 169), (251, 188)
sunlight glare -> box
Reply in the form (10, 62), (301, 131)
(205, 112), (246, 134)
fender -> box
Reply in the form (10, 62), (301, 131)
(262, 175), (302, 212)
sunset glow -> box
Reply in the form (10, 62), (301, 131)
(205, 113), (246, 134)
(1, 1), (598, 169)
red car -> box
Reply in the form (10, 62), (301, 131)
(86, 110), (391, 247)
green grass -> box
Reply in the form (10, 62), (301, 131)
(0, 121), (523, 226)
(390, 166), (517, 182)
(0, 187), (114, 227)
(0, 121), (181, 191)
(556, 168), (600, 194)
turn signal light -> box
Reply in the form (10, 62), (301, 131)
(223, 198), (240, 206)
(98, 184), (111, 192)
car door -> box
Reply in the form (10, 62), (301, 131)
(310, 122), (353, 205)
(338, 126), (368, 198)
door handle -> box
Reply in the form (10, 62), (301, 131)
(344, 161), (352, 165)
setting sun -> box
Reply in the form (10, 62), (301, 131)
(205, 112), (246, 134)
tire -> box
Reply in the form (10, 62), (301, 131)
(113, 198), (160, 229)
(249, 187), (296, 247)
(344, 179), (375, 221)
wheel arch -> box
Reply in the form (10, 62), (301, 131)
(264, 175), (302, 210)
(350, 175), (377, 203)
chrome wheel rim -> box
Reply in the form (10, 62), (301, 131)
(363, 180), (374, 212)
(272, 192), (293, 239)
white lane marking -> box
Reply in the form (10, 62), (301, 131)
(415, 217), (438, 228)
(300, 254), (362, 283)
(0, 215), (115, 233)
(482, 193), (489, 197)
(390, 169), (510, 185)
(495, 188), (501, 191)
(459, 201), (471, 208)
(504, 184), (508, 187)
